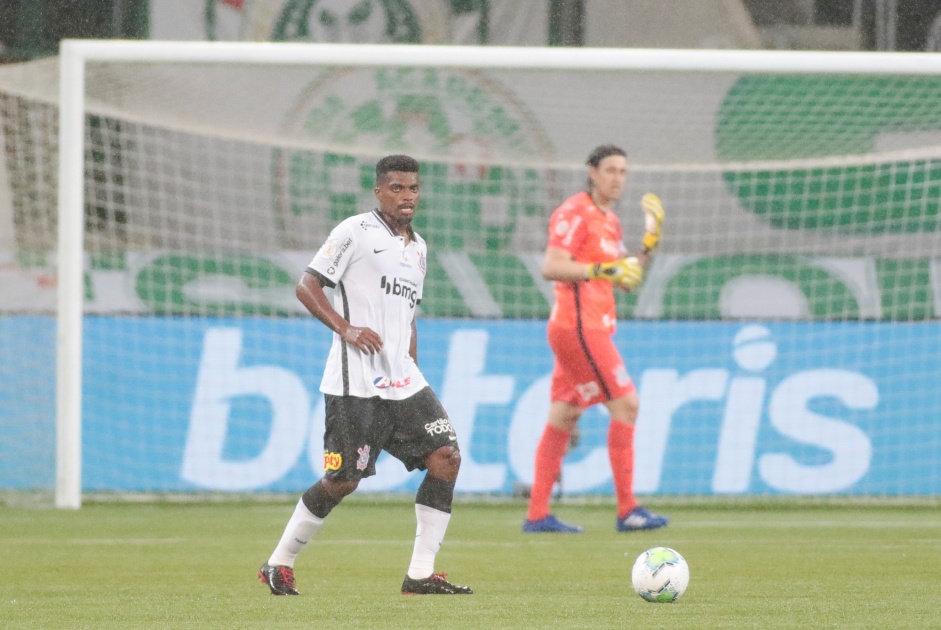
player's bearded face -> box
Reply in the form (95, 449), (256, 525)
(375, 171), (420, 229)
(590, 155), (628, 203)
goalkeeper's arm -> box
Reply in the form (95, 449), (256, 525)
(586, 257), (644, 290)
(542, 246), (644, 290)
(639, 192), (665, 259)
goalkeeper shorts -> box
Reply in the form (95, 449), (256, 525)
(547, 324), (635, 408)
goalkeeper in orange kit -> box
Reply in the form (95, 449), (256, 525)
(523, 144), (669, 534)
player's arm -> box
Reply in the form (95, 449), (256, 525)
(543, 245), (643, 290)
(296, 271), (382, 354)
(542, 245), (594, 282)
(638, 192), (665, 266)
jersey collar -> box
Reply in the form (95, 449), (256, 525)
(372, 209), (416, 240)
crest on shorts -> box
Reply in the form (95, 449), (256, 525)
(356, 444), (371, 470)
(576, 381), (600, 403)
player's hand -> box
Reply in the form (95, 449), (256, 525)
(641, 192), (665, 253)
(587, 257), (644, 290)
(341, 325), (383, 355)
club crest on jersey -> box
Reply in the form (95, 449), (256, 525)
(418, 251), (426, 275)
(356, 445), (371, 471)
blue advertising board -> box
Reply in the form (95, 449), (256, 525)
(1, 317), (939, 495)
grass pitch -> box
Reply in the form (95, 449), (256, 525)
(2, 497), (939, 629)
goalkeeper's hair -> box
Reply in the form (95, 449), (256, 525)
(585, 144), (627, 193)
(376, 154), (420, 183)
(586, 144), (627, 168)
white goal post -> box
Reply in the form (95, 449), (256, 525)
(47, 40), (941, 508)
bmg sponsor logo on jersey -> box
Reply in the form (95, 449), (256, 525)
(380, 275), (418, 307)
(424, 417), (457, 440)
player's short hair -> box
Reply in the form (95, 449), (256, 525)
(376, 154), (420, 183)
(586, 144), (627, 168)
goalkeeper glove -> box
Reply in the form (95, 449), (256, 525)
(587, 257), (644, 290)
(641, 192), (665, 254)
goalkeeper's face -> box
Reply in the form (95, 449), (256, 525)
(375, 171), (421, 230)
(589, 155), (628, 205)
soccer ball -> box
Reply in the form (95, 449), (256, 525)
(631, 547), (689, 603)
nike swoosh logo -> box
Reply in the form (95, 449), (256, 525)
(373, 248), (388, 254)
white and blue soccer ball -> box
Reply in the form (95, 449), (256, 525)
(631, 546), (690, 603)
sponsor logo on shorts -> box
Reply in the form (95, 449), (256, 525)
(323, 451), (342, 471)
(614, 364), (632, 387)
(576, 381), (600, 403)
(356, 445), (371, 470)
(425, 417), (456, 440)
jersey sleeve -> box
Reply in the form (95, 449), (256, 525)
(547, 205), (587, 255)
(307, 219), (356, 287)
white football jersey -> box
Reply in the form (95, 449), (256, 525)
(306, 210), (429, 400)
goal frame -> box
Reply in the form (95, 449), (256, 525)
(55, 39), (941, 508)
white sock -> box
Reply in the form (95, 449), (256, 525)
(267, 498), (324, 568)
(406, 504), (452, 580)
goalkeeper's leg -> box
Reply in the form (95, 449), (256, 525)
(605, 392), (669, 532)
(526, 402), (580, 522)
(605, 393), (640, 518)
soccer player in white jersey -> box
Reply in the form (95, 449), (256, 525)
(258, 155), (473, 596)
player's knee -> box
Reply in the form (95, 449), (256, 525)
(608, 392), (639, 423)
(323, 477), (359, 499)
(445, 445), (462, 471)
(426, 445), (461, 480)
(626, 395), (639, 417)
(303, 478), (357, 518)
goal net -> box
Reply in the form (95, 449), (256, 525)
(1, 42), (940, 507)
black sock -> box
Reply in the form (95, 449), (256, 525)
(415, 474), (455, 514)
